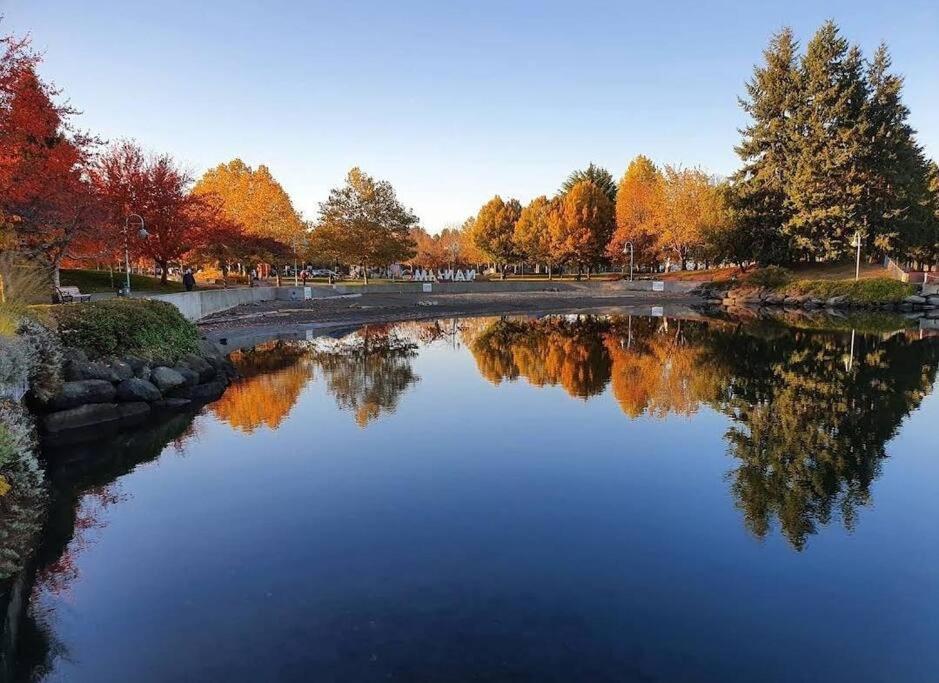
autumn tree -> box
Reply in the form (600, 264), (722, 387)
(458, 216), (487, 267)
(437, 225), (463, 269)
(0, 33), (100, 290)
(407, 226), (444, 269)
(193, 158), (304, 247)
(658, 167), (725, 270)
(308, 167), (417, 283)
(471, 196), (521, 278)
(514, 195), (556, 278)
(94, 141), (206, 284)
(551, 181), (614, 276)
(560, 163), (616, 204)
(608, 155), (664, 270)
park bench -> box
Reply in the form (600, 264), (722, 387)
(55, 285), (92, 303)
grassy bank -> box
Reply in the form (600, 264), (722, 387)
(780, 277), (914, 303)
(61, 269), (185, 293)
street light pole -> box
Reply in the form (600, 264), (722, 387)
(623, 242), (634, 281)
(853, 230), (862, 281)
(124, 214), (147, 295)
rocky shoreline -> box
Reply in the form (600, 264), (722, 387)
(36, 339), (236, 438)
(698, 285), (939, 316)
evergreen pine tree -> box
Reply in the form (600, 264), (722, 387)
(560, 163), (617, 204)
(862, 44), (934, 259)
(786, 21), (869, 261)
(731, 27), (800, 264)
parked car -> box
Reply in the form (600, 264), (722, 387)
(309, 268), (339, 278)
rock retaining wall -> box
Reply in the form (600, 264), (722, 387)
(700, 286), (939, 316)
(38, 339), (236, 437)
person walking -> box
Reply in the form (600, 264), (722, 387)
(183, 268), (196, 292)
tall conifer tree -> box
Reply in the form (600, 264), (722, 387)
(786, 21), (869, 261)
(731, 27), (800, 264)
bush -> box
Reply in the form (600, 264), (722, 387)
(783, 277), (914, 303)
(745, 266), (792, 289)
(17, 317), (63, 402)
(47, 299), (200, 361)
(0, 399), (45, 579)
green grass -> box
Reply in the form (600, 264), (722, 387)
(46, 298), (199, 360)
(780, 277), (914, 303)
(60, 268), (185, 293)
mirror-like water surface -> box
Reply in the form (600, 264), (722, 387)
(17, 315), (939, 682)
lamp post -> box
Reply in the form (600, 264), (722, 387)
(850, 230), (863, 281)
(622, 241), (634, 281)
(123, 214), (148, 295)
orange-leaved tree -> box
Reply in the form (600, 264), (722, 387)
(193, 158), (304, 247)
(551, 180), (614, 277)
(608, 155), (664, 271)
(514, 195), (556, 278)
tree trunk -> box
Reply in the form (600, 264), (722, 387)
(363, 264), (369, 285)
(500, 263), (505, 280)
(159, 261), (169, 285)
(547, 263), (552, 281)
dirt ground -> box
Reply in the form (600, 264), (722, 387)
(198, 290), (704, 344)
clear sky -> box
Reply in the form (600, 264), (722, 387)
(4, 0), (938, 232)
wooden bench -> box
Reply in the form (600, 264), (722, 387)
(55, 286), (92, 303)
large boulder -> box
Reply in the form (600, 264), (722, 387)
(904, 294), (927, 305)
(180, 353), (215, 383)
(153, 398), (192, 411)
(116, 378), (162, 402)
(826, 295), (849, 307)
(170, 378), (227, 403)
(173, 365), (200, 387)
(108, 359), (134, 381)
(48, 380), (116, 410)
(926, 294), (939, 306)
(44, 403), (121, 432)
(150, 366), (186, 393)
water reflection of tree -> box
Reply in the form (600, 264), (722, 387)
(464, 315), (939, 549)
(211, 342), (313, 433)
(310, 325), (420, 428)
(701, 325), (939, 549)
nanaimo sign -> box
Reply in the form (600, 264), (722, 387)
(412, 269), (477, 282)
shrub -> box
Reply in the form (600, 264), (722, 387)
(17, 317), (63, 402)
(48, 299), (200, 361)
(745, 266), (792, 289)
(0, 399), (45, 579)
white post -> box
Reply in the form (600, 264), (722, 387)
(855, 230), (862, 281)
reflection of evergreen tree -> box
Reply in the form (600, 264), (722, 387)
(466, 315), (939, 549)
(700, 325), (939, 549)
(311, 325), (420, 428)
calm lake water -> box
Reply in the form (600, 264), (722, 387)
(17, 314), (939, 682)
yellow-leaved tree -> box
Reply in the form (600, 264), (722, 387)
(658, 167), (726, 270)
(193, 159), (304, 246)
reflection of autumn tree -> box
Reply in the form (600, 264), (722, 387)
(700, 325), (939, 549)
(310, 325), (420, 428)
(469, 316), (611, 398)
(211, 342), (313, 433)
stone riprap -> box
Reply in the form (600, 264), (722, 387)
(42, 339), (236, 435)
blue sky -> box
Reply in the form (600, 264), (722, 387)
(4, 0), (938, 232)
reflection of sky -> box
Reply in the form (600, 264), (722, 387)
(29, 323), (939, 683)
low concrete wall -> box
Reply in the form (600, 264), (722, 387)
(147, 280), (699, 321)
(331, 279), (699, 295)
(146, 288), (276, 320)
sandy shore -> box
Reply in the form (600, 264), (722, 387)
(198, 290), (704, 347)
